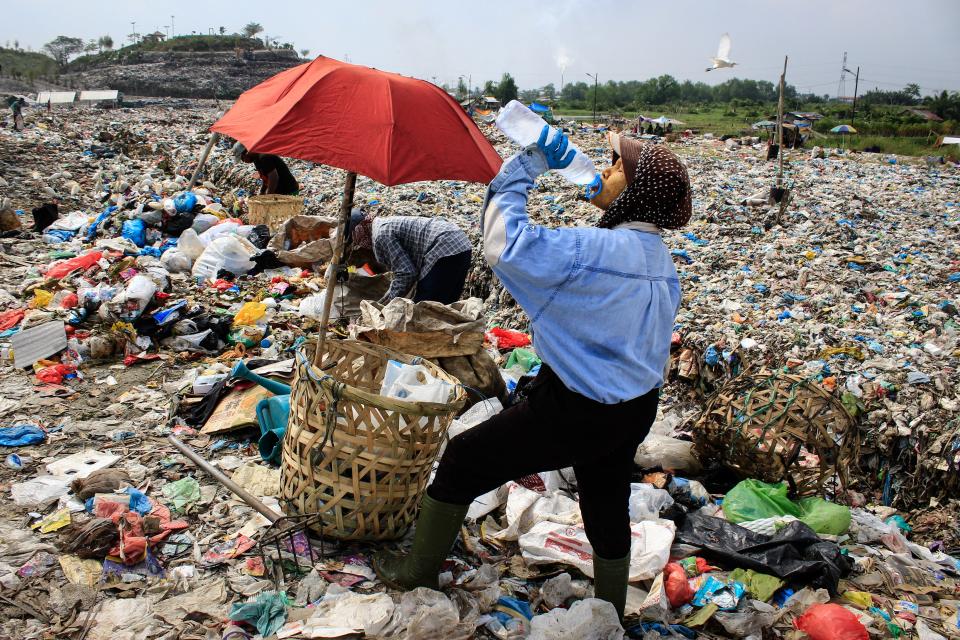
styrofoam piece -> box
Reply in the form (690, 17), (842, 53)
(46, 449), (119, 479)
(11, 321), (67, 368)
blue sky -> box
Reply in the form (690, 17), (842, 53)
(5, 0), (959, 96)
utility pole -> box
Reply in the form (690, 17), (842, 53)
(851, 66), (860, 125)
(130, 21), (137, 44)
(586, 72), (598, 123)
(171, 15), (175, 37)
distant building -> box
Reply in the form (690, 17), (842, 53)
(142, 31), (167, 44)
(482, 96), (501, 110)
(902, 108), (943, 122)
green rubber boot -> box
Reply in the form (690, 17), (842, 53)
(592, 554), (630, 620)
(373, 494), (468, 591)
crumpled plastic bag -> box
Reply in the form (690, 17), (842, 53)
(233, 300), (267, 326)
(229, 590), (289, 637)
(714, 599), (776, 637)
(634, 434), (702, 473)
(0, 423), (46, 446)
(722, 479), (851, 535)
(528, 598), (624, 640)
(399, 587), (475, 640)
(676, 512), (850, 594)
(628, 483), (674, 522)
(161, 477), (201, 513)
(793, 603), (868, 640)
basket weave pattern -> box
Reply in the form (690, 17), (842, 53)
(281, 340), (465, 541)
(247, 194), (304, 232)
(694, 372), (856, 496)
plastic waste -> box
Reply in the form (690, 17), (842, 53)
(173, 192), (197, 213)
(0, 424), (46, 447)
(634, 434), (701, 473)
(192, 235), (257, 282)
(160, 249), (193, 273)
(45, 251), (104, 279)
(714, 600), (776, 637)
(528, 598), (624, 640)
(121, 219), (146, 247)
(233, 301), (267, 326)
(628, 483), (674, 522)
(722, 479), (851, 535)
(379, 360), (453, 403)
(496, 100), (599, 187)
(676, 512), (850, 594)
(664, 562), (695, 607)
(794, 603), (869, 640)
(177, 228), (206, 260)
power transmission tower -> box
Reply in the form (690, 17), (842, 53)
(836, 52), (847, 101)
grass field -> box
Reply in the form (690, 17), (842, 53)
(554, 104), (957, 160)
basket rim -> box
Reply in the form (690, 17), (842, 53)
(295, 339), (467, 415)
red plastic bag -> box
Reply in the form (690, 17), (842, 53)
(45, 251), (103, 279)
(487, 327), (531, 350)
(0, 309), (24, 331)
(794, 604), (868, 640)
(664, 562), (695, 608)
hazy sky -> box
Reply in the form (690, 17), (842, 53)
(5, 0), (959, 96)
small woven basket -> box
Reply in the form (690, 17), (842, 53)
(281, 339), (466, 541)
(694, 371), (856, 496)
(247, 194), (304, 232)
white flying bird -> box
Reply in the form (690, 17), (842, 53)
(706, 33), (737, 72)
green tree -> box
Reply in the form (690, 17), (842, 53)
(242, 22), (264, 38)
(43, 35), (84, 66)
(84, 39), (98, 54)
(456, 77), (468, 100)
(496, 72), (518, 104)
(98, 35), (114, 52)
(219, 26), (227, 36)
(300, 49), (310, 58)
(482, 80), (497, 97)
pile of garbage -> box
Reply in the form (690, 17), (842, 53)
(0, 104), (958, 639)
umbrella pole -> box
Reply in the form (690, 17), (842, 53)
(314, 171), (357, 366)
(188, 132), (220, 190)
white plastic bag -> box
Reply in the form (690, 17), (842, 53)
(634, 434), (702, 473)
(191, 235), (257, 282)
(379, 360), (452, 403)
(160, 249), (193, 273)
(177, 228), (205, 261)
(11, 476), (71, 507)
(190, 213), (220, 234)
(528, 599), (624, 640)
(490, 484), (582, 541)
(519, 519), (675, 581)
(628, 483), (674, 523)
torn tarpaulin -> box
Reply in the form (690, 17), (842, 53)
(675, 512), (851, 594)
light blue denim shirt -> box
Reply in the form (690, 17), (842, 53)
(481, 149), (681, 404)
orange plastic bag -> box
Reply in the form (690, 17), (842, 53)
(794, 604), (868, 640)
(664, 562), (695, 608)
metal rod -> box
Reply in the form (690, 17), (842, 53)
(314, 170), (357, 365)
(188, 131), (220, 189)
(167, 435), (281, 522)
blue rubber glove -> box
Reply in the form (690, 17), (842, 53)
(537, 125), (575, 170)
(584, 174), (603, 200)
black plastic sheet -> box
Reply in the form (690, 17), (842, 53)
(676, 512), (851, 594)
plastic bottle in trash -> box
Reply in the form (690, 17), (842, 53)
(495, 100), (598, 187)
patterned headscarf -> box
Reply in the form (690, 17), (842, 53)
(597, 138), (692, 230)
(350, 211), (375, 250)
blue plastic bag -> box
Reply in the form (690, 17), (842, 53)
(121, 219), (147, 247)
(173, 192), (198, 213)
(0, 424), (46, 447)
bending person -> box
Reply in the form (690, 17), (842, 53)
(233, 143), (299, 195)
(374, 128), (692, 619)
(349, 213), (472, 305)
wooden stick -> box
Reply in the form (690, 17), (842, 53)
(314, 171), (357, 365)
(776, 56), (788, 189)
(188, 131), (220, 189)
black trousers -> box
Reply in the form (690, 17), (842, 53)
(429, 364), (659, 559)
(414, 250), (471, 305)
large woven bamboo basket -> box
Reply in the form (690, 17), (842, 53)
(247, 194), (304, 232)
(281, 339), (466, 541)
(694, 371), (857, 497)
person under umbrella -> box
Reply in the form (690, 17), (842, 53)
(374, 128), (692, 619)
(348, 212), (472, 305)
(233, 143), (299, 195)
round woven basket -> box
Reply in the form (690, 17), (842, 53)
(281, 339), (466, 541)
(694, 371), (856, 497)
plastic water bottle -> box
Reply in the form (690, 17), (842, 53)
(495, 100), (598, 186)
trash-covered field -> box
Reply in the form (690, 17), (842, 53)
(0, 103), (958, 639)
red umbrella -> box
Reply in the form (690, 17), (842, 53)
(211, 56), (501, 185)
(209, 56), (502, 358)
